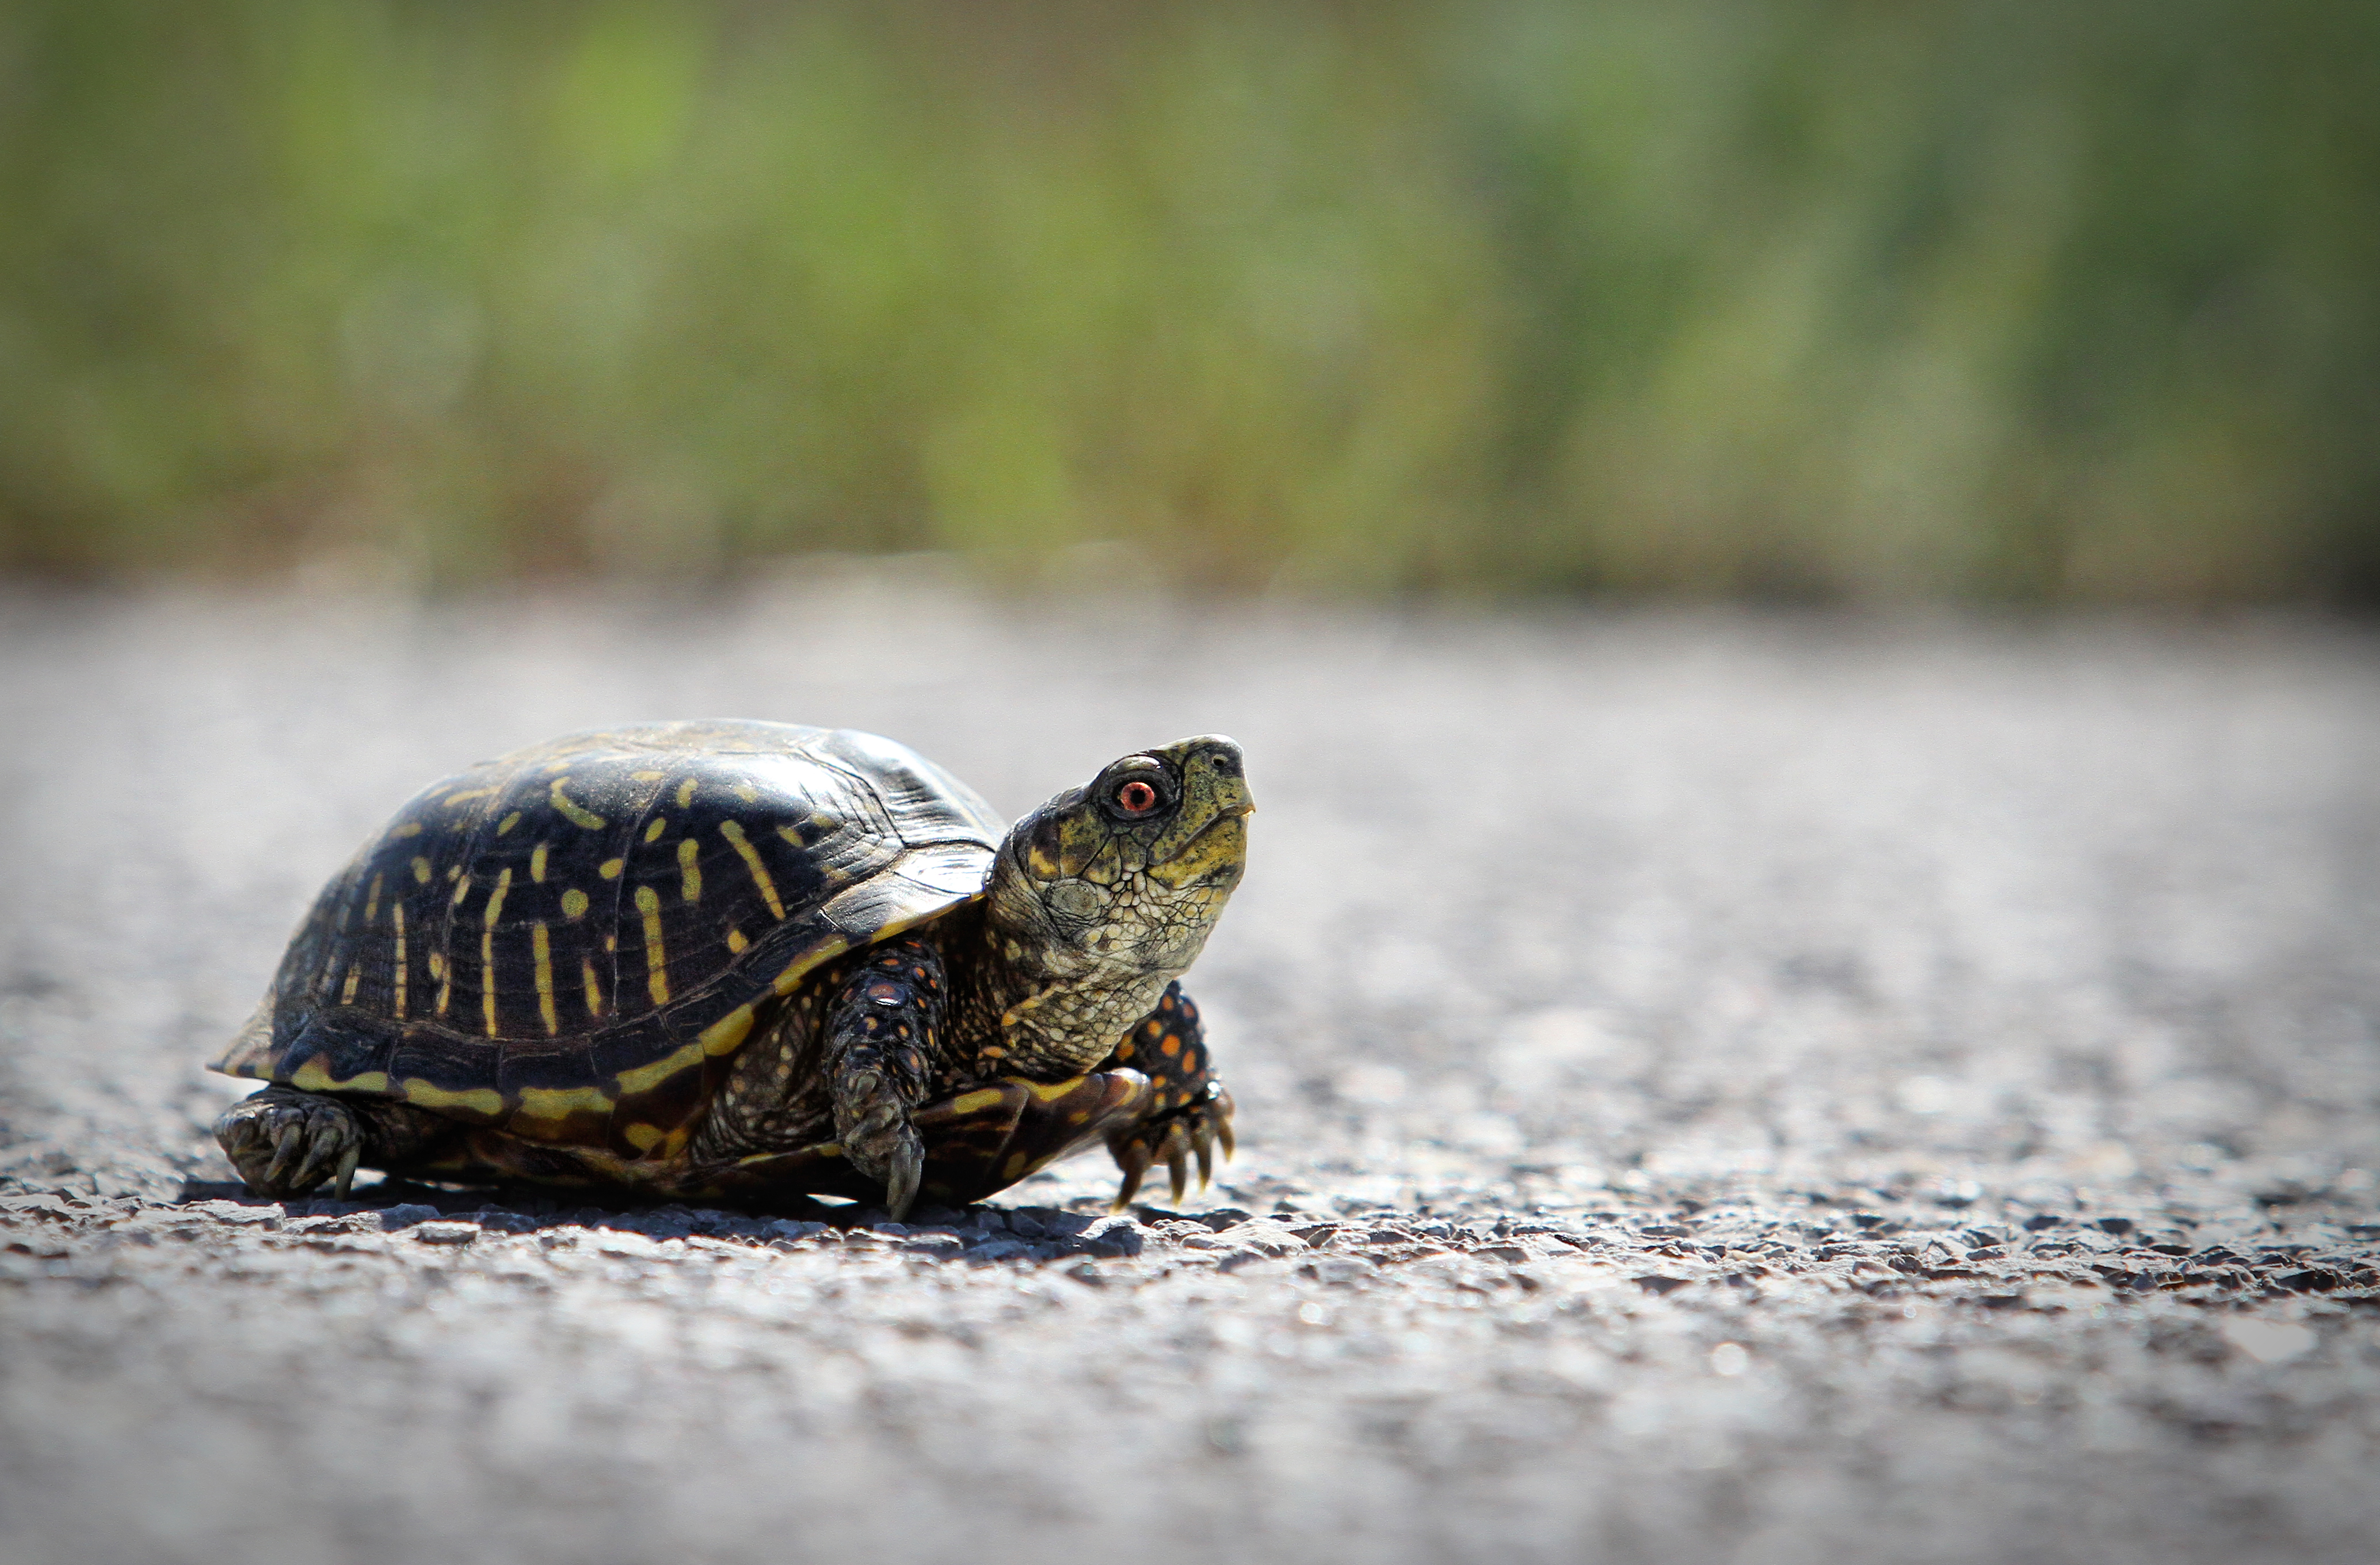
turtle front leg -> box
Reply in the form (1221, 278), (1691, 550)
(1098, 983), (1235, 1209)
(822, 939), (949, 1220)
(215, 1085), (456, 1199)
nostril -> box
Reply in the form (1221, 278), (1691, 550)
(1207, 751), (1241, 777)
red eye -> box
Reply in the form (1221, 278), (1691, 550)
(1116, 780), (1159, 814)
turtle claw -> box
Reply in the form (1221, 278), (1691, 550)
(884, 1135), (924, 1222)
(1163, 1127), (1191, 1204)
(1109, 1139), (1153, 1212)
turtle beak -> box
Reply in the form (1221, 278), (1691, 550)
(1146, 736), (1252, 878)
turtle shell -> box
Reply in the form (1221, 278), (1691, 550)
(215, 722), (1004, 1162)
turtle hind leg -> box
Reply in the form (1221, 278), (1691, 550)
(1098, 983), (1233, 1209)
(216, 1086), (364, 1198)
(215, 1086), (456, 1199)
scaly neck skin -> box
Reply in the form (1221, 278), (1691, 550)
(945, 899), (1186, 1082)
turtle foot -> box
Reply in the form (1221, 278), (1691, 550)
(215, 1085), (364, 1198)
(1106, 1082), (1234, 1211)
(836, 1074), (927, 1221)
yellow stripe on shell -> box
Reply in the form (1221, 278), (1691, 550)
(947, 1087), (1009, 1116)
(644, 816), (668, 843)
(598, 858), (624, 880)
(513, 1085), (615, 1124)
(1027, 1077), (1089, 1102)
(613, 1039), (705, 1096)
(289, 1057), (390, 1095)
(549, 780), (606, 830)
(718, 820), (784, 919)
(412, 856), (432, 884)
(443, 788), (495, 807)
(631, 770), (666, 781)
(401, 1080), (506, 1118)
(390, 822), (422, 837)
(391, 903), (407, 1017)
(772, 937), (848, 995)
(561, 888), (590, 919)
(451, 872), (473, 906)
(529, 843), (549, 883)
(635, 884), (669, 1004)
(433, 949), (451, 1015)
(700, 1005), (755, 1057)
(364, 872), (383, 923)
(481, 868), (512, 1038)
(622, 1123), (665, 1153)
(340, 964), (361, 1005)
(581, 956), (603, 1017)
(532, 922), (557, 1035)
(497, 811), (521, 836)
(726, 928), (747, 953)
(676, 777), (697, 808)
(677, 837), (701, 903)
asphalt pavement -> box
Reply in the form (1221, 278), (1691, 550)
(3, 580), (2377, 1564)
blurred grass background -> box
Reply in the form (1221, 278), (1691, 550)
(1, 1), (2375, 602)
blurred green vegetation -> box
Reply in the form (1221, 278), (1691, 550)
(1, 1), (2376, 601)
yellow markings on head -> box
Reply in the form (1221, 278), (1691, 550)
(400, 1080), (506, 1119)
(289, 1057), (390, 1095)
(340, 964), (361, 1005)
(598, 858), (625, 880)
(390, 822), (422, 838)
(532, 922), (558, 1036)
(364, 872), (384, 923)
(451, 872), (474, 907)
(700, 1004), (755, 1057)
(726, 928), (748, 954)
(948, 1087), (1009, 1116)
(718, 820), (784, 919)
(413, 856), (432, 884)
(549, 780), (607, 830)
(529, 843), (549, 883)
(561, 887), (590, 919)
(391, 903), (407, 1018)
(631, 769), (666, 782)
(634, 884), (669, 1004)
(677, 837), (702, 903)
(1027, 1077), (1090, 1102)
(497, 811), (522, 836)
(773, 937), (848, 995)
(581, 956), (604, 1018)
(444, 788), (495, 808)
(676, 777), (697, 808)
(613, 1039), (705, 1096)
(623, 1123), (665, 1154)
(644, 816), (668, 843)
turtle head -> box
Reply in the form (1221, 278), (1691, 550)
(987, 735), (1252, 983)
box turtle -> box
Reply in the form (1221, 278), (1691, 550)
(211, 722), (1250, 1218)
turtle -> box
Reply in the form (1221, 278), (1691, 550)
(209, 722), (1250, 1218)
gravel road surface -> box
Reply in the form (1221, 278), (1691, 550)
(3, 583), (2378, 1564)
